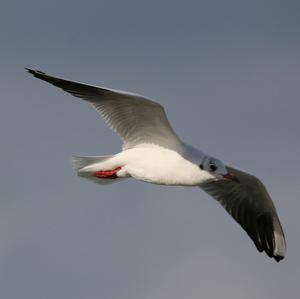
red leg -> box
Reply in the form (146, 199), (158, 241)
(93, 167), (122, 179)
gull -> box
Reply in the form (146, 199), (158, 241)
(27, 68), (286, 262)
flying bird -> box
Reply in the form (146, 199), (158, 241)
(27, 68), (286, 262)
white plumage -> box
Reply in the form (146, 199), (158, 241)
(27, 69), (286, 262)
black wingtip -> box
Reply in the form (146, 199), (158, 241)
(25, 68), (35, 74)
(25, 68), (46, 76)
(274, 255), (284, 262)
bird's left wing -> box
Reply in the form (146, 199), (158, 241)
(200, 166), (286, 262)
(27, 69), (183, 151)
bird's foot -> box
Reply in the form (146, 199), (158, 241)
(93, 167), (122, 179)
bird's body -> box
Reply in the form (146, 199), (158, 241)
(75, 143), (212, 186)
(27, 68), (286, 262)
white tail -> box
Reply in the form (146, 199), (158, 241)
(71, 155), (112, 171)
(71, 155), (127, 185)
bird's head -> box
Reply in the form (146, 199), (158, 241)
(199, 156), (239, 183)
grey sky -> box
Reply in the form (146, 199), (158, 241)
(1, 0), (300, 298)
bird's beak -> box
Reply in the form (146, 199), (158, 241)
(222, 173), (240, 183)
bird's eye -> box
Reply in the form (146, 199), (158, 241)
(209, 163), (217, 172)
(199, 164), (204, 170)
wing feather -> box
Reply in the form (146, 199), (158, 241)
(201, 166), (286, 261)
(27, 69), (183, 151)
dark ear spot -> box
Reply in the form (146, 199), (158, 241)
(199, 164), (204, 170)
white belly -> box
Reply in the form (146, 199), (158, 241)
(116, 145), (210, 186)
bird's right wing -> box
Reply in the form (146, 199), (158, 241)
(200, 166), (286, 262)
(27, 69), (183, 151)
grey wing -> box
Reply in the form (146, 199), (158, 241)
(201, 166), (286, 262)
(27, 69), (183, 151)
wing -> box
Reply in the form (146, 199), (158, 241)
(200, 166), (286, 262)
(27, 69), (183, 151)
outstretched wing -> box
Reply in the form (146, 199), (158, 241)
(27, 69), (183, 151)
(201, 166), (286, 262)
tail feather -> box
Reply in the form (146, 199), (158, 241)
(71, 155), (127, 185)
(71, 155), (112, 171)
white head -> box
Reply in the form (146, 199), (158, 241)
(199, 156), (239, 182)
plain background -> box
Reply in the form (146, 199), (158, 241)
(1, 0), (299, 298)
